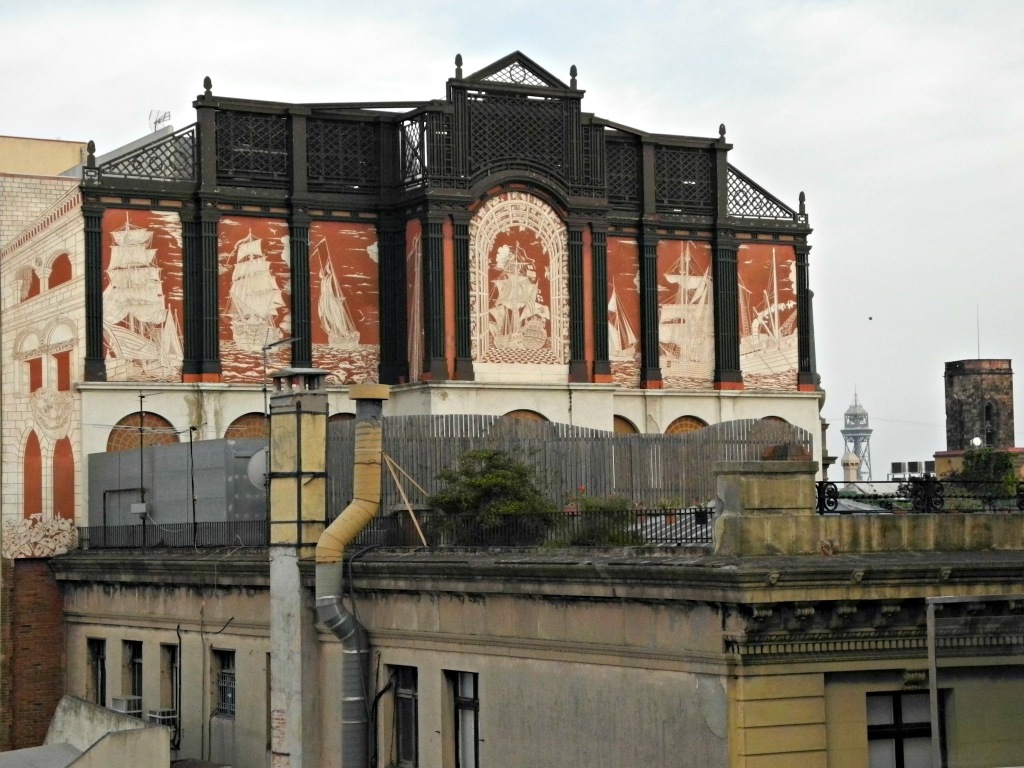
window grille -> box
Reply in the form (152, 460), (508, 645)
(214, 649), (236, 718)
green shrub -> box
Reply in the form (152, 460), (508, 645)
(428, 449), (559, 545)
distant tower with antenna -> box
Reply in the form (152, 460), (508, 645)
(841, 391), (873, 481)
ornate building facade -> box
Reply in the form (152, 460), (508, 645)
(1, 52), (822, 557)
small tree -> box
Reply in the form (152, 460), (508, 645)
(552, 494), (644, 546)
(428, 449), (559, 545)
(944, 447), (1019, 511)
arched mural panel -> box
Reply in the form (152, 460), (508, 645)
(469, 192), (568, 367)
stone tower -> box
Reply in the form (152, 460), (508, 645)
(840, 393), (872, 481)
(944, 359), (1015, 450)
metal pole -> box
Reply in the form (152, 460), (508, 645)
(927, 600), (940, 768)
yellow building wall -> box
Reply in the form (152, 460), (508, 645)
(0, 136), (85, 176)
(729, 673), (827, 768)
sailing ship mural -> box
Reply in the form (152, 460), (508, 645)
(737, 243), (798, 390)
(218, 218), (291, 381)
(309, 221), (379, 384)
(101, 210), (184, 381)
(469, 192), (567, 370)
(606, 236), (641, 388)
(658, 240), (714, 388)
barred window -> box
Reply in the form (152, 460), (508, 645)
(214, 649), (236, 718)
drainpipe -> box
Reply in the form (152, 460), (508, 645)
(315, 384), (389, 768)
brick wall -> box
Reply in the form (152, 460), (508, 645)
(0, 173), (77, 250)
(0, 557), (12, 751)
(7, 559), (65, 748)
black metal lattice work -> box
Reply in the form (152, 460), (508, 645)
(97, 125), (197, 182)
(216, 112), (289, 186)
(480, 62), (549, 88)
(426, 112), (456, 180)
(606, 140), (641, 204)
(654, 146), (714, 213)
(400, 117), (425, 184)
(468, 94), (565, 178)
(727, 165), (801, 222)
(307, 119), (380, 191)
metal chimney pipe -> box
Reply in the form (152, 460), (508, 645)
(315, 384), (388, 768)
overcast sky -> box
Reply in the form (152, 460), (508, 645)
(3, 0), (1022, 478)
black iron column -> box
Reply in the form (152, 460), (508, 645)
(181, 202), (202, 376)
(638, 226), (662, 387)
(289, 208), (312, 368)
(198, 203), (221, 374)
(712, 230), (742, 387)
(568, 223), (587, 381)
(795, 240), (815, 389)
(422, 213), (447, 380)
(453, 213), (474, 380)
(591, 224), (610, 378)
(83, 200), (105, 381)
(711, 124), (741, 388)
(377, 220), (407, 385)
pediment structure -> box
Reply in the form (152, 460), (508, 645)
(460, 51), (572, 90)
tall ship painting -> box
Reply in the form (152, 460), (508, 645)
(228, 231), (285, 352)
(488, 243), (550, 351)
(739, 247), (797, 376)
(103, 216), (182, 378)
(312, 238), (359, 350)
(658, 242), (714, 379)
(608, 287), (638, 361)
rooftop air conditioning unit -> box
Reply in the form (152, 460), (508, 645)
(908, 461), (922, 473)
(110, 695), (142, 718)
(148, 708), (178, 726)
(891, 462), (907, 474)
(925, 460), (936, 473)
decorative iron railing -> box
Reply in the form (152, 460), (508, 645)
(92, 124), (197, 183)
(815, 479), (1024, 514)
(727, 165), (806, 224)
(76, 509), (713, 550)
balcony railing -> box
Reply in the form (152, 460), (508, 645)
(816, 479), (1024, 515)
(77, 508), (713, 550)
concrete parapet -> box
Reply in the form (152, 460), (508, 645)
(714, 461), (1024, 557)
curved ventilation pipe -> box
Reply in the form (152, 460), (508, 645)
(315, 384), (388, 768)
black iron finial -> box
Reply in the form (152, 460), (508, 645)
(455, 54), (463, 79)
(203, 76), (212, 97)
(86, 140), (95, 168)
(799, 191), (806, 216)
(719, 123), (726, 140)
(570, 64), (577, 89)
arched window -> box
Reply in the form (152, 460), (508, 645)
(329, 413), (355, 424)
(666, 415), (708, 435)
(24, 431), (42, 519)
(52, 437), (75, 520)
(17, 267), (40, 301)
(502, 409), (548, 422)
(48, 253), (72, 289)
(613, 415), (639, 434)
(225, 412), (269, 440)
(106, 413), (179, 452)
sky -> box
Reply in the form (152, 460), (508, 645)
(2, 0), (1022, 478)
